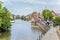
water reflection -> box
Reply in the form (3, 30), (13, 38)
(0, 20), (42, 40)
(11, 20), (42, 40)
(31, 27), (41, 33)
(0, 31), (10, 40)
(31, 24), (46, 34)
(31, 27), (43, 40)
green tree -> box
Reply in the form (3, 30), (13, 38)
(42, 9), (53, 21)
(53, 16), (60, 26)
(32, 12), (37, 15)
(0, 1), (3, 27)
(0, 1), (11, 31)
(0, 17), (2, 27)
(0, 1), (2, 9)
(2, 7), (11, 30)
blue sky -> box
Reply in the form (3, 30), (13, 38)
(1, 0), (60, 15)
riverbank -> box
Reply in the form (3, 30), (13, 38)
(41, 27), (59, 40)
(31, 20), (60, 40)
(57, 32), (60, 40)
(31, 20), (50, 34)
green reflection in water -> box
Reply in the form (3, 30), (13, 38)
(0, 31), (10, 40)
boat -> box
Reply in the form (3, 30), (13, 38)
(10, 20), (15, 23)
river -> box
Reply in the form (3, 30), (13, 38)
(0, 20), (42, 40)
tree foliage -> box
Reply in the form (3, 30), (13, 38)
(0, 1), (11, 31)
(53, 16), (60, 26)
(21, 16), (30, 21)
(42, 9), (53, 21)
(32, 12), (37, 15)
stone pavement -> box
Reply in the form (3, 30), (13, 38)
(41, 27), (59, 40)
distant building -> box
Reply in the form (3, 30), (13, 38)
(16, 15), (20, 19)
(31, 12), (44, 23)
(10, 14), (16, 20)
(25, 15), (30, 19)
(31, 17), (35, 23)
(52, 11), (58, 19)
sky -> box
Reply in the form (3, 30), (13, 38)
(1, 0), (60, 15)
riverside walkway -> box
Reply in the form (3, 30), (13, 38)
(41, 27), (59, 40)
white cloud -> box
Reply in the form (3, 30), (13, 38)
(0, 0), (13, 5)
(0, 0), (7, 2)
(11, 7), (35, 15)
(0, 0), (47, 5)
(1, 0), (60, 15)
(46, 2), (60, 6)
(1, 0), (60, 6)
(19, 0), (47, 5)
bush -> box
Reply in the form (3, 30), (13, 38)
(53, 16), (60, 27)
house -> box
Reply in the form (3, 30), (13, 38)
(52, 11), (58, 19)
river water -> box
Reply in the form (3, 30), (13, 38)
(0, 20), (42, 40)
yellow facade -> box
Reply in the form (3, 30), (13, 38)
(52, 11), (57, 19)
